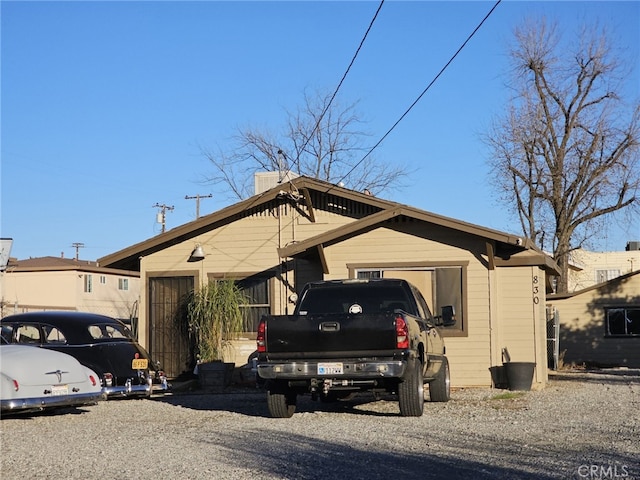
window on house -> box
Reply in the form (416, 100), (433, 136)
(596, 269), (621, 283)
(84, 274), (93, 293)
(118, 278), (129, 291)
(100, 275), (107, 285)
(354, 265), (466, 336)
(605, 307), (640, 337)
(236, 276), (270, 333)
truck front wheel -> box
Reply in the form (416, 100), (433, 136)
(429, 357), (451, 402)
(398, 360), (424, 416)
(267, 383), (297, 418)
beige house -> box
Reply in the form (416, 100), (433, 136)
(568, 247), (640, 292)
(547, 270), (640, 368)
(99, 176), (560, 387)
(1, 256), (141, 329)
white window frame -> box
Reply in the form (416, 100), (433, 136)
(118, 278), (129, 291)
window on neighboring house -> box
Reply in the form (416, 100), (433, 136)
(605, 307), (640, 337)
(118, 278), (129, 291)
(596, 269), (621, 283)
(353, 265), (466, 336)
(84, 274), (93, 293)
(100, 275), (107, 285)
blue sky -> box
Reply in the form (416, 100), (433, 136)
(2, 0), (639, 262)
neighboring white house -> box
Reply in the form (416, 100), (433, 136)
(568, 244), (640, 292)
(0, 256), (140, 329)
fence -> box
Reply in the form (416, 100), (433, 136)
(546, 306), (560, 370)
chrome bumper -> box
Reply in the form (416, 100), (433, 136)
(257, 360), (406, 380)
(102, 376), (169, 398)
(1, 392), (104, 414)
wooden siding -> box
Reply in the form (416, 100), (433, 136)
(138, 208), (358, 351)
(496, 268), (537, 361)
(548, 273), (640, 367)
(494, 267), (549, 385)
(318, 225), (496, 387)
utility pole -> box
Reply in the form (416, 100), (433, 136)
(71, 242), (85, 260)
(153, 203), (174, 233)
(185, 194), (212, 218)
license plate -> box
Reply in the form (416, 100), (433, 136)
(132, 358), (148, 370)
(317, 363), (343, 375)
(52, 385), (68, 396)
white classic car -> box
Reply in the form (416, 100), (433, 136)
(1, 342), (105, 415)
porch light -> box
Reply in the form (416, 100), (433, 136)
(188, 244), (205, 262)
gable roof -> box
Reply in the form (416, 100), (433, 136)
(98, 176), (559, 274)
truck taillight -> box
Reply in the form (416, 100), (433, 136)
(256, 319), (266, 353)
(395, 315), (409, 349)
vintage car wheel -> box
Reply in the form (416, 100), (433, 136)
(398, 360), (424, 417)
(266, 382), (297, 418)
(429, 357), (451, 402)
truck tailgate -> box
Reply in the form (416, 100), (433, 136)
(264, 313), (398, 357)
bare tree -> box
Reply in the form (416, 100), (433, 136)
(484, 18), (640, 293)
(201, 89), (409, 200)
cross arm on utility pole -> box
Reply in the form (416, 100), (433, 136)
(71, 242), (85, 261)
(185, 194), (212, 218)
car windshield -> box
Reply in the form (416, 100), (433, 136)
(87, 324), (131, 341)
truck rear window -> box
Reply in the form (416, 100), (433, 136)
(297, 285), (412, 315)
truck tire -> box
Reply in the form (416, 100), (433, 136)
(267, 383), (297, 418)
(398, 360), (424, 417)
(429, 357), (451, 402)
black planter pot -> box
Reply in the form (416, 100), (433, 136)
(504, 362), (536, 391)
(197, 361), (235, 392)
(489, 365), (508, 389)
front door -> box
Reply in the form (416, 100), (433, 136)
(149, 276), (194, 379)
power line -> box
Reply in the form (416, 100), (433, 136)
(330, 0), (503, 192)
(285, 0), (385, 178)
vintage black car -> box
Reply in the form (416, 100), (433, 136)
(0, 311), (169, 398)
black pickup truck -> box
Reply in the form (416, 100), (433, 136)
(256, 278), (456, 417)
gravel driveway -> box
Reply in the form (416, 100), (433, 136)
(2, 370), (638, 480)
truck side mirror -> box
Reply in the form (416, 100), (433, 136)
(441, 305), (456, 327)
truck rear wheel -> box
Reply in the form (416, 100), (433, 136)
(267, 384), (297, 418)
(398, 360), (424, 417)
(429, 357), (451, 402)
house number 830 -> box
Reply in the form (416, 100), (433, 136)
(532, 275), (540, 304)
